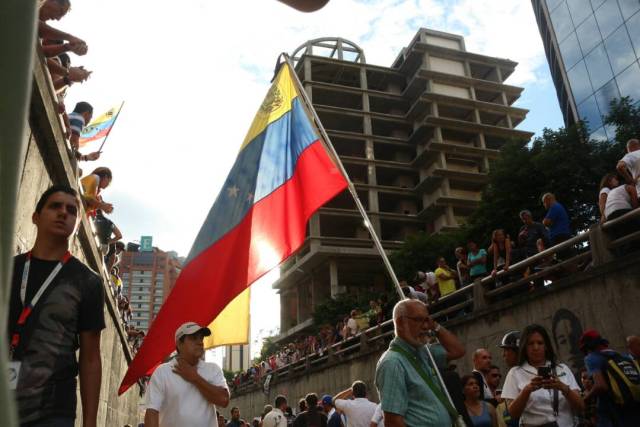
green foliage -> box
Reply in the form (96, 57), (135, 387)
(223, 369), (235, 383)
(258, 335), (281, 362)
(390, 97), (636, 263)
(311, 290), (394, 328)
(389, 230), (465, 279)
(604, 96), (640, 146)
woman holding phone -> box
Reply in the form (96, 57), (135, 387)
(502, 324), (584, 427)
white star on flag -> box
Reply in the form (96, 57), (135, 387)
(227, 185), (240, 198)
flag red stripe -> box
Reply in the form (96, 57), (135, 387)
(118, 140), (346, 394)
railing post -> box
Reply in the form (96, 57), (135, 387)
(360, 331), (369, 353)
(589, 224), (614, 267)
(472, 278), (487, 311)
(327, 344), (335, 363)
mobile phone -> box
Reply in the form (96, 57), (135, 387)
(537, 366), (552, 378)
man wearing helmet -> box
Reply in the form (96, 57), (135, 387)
(496, 331), (520, 427)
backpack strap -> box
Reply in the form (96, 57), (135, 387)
(390, 344), (459, 421)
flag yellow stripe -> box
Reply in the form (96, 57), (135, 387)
(239, 64), (299, 151)
(204, 287), (250, 349)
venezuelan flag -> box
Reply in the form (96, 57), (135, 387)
(79, 104), (122, 146)
(119, 62), (347, 393)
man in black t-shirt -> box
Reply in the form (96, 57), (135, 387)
(8, 185), (105, 427)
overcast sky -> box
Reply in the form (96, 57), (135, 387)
(58, 0), (563, 359)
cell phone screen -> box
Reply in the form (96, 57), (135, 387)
(537, 366), (551, 378)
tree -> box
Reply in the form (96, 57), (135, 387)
(604, 96), (640, 147)
(390, 230), (465, 278)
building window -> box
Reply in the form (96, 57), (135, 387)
(578, 94), (603, 131)
(616, 61), (640, 103)
(604, 25), (636, 75)
(559, 31), (583, 69)
(594, 0), (624, 39)
(567, 60), (594, 103)
(551, 2), (575, 42)
(619, 0), (640, 20)
(576, 14), (601, 57)
(584, 43), (614, 90)
(594, 79), (620, 116)
(567, 0), (592, 27)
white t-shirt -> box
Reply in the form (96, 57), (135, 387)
(346, 318), (359, 335)
(262, 407), (288, 427)
(620, 150), (640, 182)
(370, 403), (384, 427)
(146, 359), (228, 427)
(501, 362), (580, 427)
(334, 397), (378, 427)
(599, 187), (611, 197)
(605, 185), (633, 217)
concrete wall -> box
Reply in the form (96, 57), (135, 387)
(229, 253), (640, 419)
(13, 53), (142, 426)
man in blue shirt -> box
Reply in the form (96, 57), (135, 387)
(542, 193), (572, 246)
(580, 330), (640, 427)
(375, 299), (465, 427)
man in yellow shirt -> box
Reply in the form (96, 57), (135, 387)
(434, 257), (457, 297)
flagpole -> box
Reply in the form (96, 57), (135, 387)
(282, 54), (404, 301)
(97, 100), (125, 153)
(283, 54), (465, 427)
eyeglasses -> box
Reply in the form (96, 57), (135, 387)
(403, 316), (431, 324)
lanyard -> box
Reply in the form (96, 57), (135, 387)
(10, 251), (72, 357)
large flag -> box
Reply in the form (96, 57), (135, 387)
(79, 103), (122, 146)
(203, 288), (250, 349)
(118, 62), (348, 394)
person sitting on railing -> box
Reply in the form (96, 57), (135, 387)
(435, 257), (457, 298)
(467, 240), (488, 281)
(617, 139), (640, 188)
(604, 181), (640, 254)
(455, 247), (471, 287)
(80, 166), (114, 215)
(501, 324), (584, 427)
(68, 102), (102, 162)
(598, 173), (622, 223)
(489, 229), (512, 287)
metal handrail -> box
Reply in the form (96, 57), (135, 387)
(601, 206), (640, 230)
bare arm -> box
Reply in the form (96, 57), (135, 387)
(191, 375), (230, 407)
(144, 409), (159, 427)
(383, 412), (406, 427)
(628, 185), (639, 209)
(583, 371), (608, 401)
(109, 224), (123, 244)
(542, 217), (552, 227)
(617, 161), (635, 185)
(38, 21), (86, 46)
(433, 322), (465, 361)
(79, 330), (102, 427)
(333, 387), (353, 411)
(506, 377), (541, 419)
(599, 192), (608, 222)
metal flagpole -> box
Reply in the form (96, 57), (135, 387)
(97, 100), (125, 153)
(283, 54), (466, 427)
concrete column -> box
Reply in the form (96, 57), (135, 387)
(495, 67), (503, 84)
(472, 278), (487, 312)
(439, 152), (447, 168)
(501, 92), (509, 107)
(589, 225), (614, 266)
(442, 178), (451, 196)
(309, 214), (321, 250)
(329, 259), (345, 297)
(446, 205), (456, 226)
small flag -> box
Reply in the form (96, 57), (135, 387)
(118, 62), (348, 394)
(79, 104), (122, 146)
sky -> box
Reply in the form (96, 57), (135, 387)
(57, 0), (564, 360)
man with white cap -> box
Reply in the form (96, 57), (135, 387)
(144, 322), (230, 427)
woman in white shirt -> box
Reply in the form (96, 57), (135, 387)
(502, 324), (584, 427)
(598, 173), (620, 222)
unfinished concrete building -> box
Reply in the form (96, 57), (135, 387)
(274, 29), (534, 339)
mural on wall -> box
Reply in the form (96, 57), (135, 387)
(551, 308), (585, 373)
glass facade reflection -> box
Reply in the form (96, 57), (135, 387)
(533, 0), (640, 140)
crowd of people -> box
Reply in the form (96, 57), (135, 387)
(199, 300), (640, 427)
(40, 0), (147, 354)
(230, 298), (394, 389)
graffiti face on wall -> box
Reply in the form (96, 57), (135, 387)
(552, 308), (584, 372)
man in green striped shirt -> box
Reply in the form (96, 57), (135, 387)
(375, 299), (465, 427)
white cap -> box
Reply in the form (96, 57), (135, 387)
(175, 322), (211, 344)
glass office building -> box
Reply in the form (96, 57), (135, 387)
(532, 0), (640, 140)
